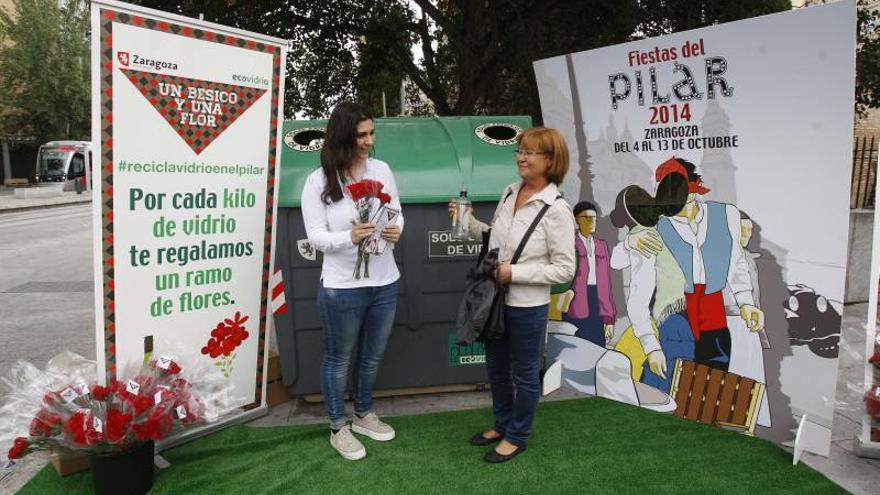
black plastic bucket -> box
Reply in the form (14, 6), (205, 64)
(90, 440), (154, 495)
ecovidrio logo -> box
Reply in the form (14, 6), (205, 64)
(232, 74), (270, 87)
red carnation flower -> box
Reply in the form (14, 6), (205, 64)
(28, 408), (61, 438)
(362, 179), (384, 196)
(106, 409), (133, 443)
(865, 386), (880, 417)
(149, 357), (183, 375)
(132, 411), (173, 441)
(90, 384), (112, 401)
(7, 437), (29, 460)
(869, 349), (880, 367)
(378, 192), (391, 205)
(63, 411), (102, 446)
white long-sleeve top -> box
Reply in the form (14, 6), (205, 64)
(300, 158), (404, 289)
(468, 181), (576, 307)
(611, 240), (662, 355)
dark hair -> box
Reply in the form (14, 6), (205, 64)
(573, 201), (597, 217)
(676, 158), (702, 184)
(320, 102), (374, 204)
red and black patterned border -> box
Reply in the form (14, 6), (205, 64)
(99, 8), (281, 410)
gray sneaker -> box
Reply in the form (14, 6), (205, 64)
(330, 425), (366, 460)
(351, 412), (396, 441)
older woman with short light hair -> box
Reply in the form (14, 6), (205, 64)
(451, 126), (576, 462)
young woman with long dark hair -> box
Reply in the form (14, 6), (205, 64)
(300, 102), (403, 460)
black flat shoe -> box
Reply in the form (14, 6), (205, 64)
(484, 444), (527, 463)
(469, 431), (503, 446)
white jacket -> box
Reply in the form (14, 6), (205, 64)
(469, 181), (576, 307)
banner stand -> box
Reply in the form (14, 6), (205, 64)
(90, 0), (286, 447)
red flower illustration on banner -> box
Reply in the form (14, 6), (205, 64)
(201, 312), (250, 378)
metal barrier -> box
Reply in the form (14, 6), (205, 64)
(851, 134), (878, 209)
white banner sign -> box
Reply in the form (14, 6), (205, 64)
(90, 0), (286, 411)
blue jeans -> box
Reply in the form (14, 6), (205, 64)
(485, 304), (548, 448)
(316, 280), (399, 430)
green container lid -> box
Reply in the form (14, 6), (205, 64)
(277, 116), (532, 207)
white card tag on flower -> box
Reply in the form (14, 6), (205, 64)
(875, 334), (880, 346)
(153, 386), (169, 405)
(60, 387), (79, 403)
(126, 380), (141, 395)
(4, 460), (15, 469)
(875, 387), (880, 398)
(157, 356), (173, 370)
(93, 416), (103, 433)
(75, 382), (89, 396)
(364, 206), (400, 254)
(176, 405), (188, 419)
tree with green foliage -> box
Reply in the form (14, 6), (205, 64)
(857, 0), (880, 117)
(0, 0), (90, 143)
(137, 0), (793, 120)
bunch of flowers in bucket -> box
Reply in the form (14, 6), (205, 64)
(346, 179), (391, 279)
(1, 351), (232, 467)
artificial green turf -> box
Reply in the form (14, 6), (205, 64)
(19, 397), (847, 495)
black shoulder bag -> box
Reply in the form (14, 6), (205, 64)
(476, 195), (559, 342)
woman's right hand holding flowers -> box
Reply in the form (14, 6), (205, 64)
(350, 220), (376, 245)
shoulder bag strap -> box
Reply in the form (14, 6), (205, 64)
(477, 189), (516, 266)
(510, 194), (562, 264)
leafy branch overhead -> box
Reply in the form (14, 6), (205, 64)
(3, 0), (872, 132)
(0, 0), (90, 142)
(134, 0), (803, 121)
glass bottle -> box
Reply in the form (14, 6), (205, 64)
(452, 189), (471, 240)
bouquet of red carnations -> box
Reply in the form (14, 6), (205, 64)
(346, 179), (391, 279)
(1, 350), (233, 467)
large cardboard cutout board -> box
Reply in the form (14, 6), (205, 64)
(535, 1), (856, 455)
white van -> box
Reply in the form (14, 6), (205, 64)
(34, 141), (93, 191)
